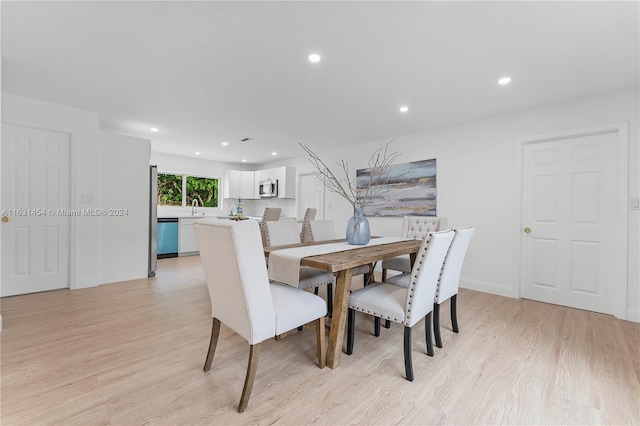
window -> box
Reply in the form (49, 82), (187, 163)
(186, 176), (218, 207)
(158, 173), (219, 208)
(158, 173), (183, 206)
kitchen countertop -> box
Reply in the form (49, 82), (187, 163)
(157, 213), (297, 221)
(157, 214), (212, 219)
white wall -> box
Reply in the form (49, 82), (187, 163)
(271, 89), (640, 321)
(99, 132), (151, 284)
(2, 93), (152, 288)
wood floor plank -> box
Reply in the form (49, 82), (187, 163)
(1, 255), (638, 425)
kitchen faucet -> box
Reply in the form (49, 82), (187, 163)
(191, 199), (199, 215)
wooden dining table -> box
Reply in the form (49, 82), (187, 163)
(264, 237), (422, 369)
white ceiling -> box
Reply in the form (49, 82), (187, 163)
(2, 1), (638, 166)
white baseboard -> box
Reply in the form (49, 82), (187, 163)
(626, 308), (640, 323)
(71, 276), (99, 290)
(461, 280), (639, 324)
(460, 278), (516, 298)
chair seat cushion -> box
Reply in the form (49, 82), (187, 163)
(297, 267), (335, 290)
(385, 273), (411, 288)
(381, 255), (411, 273)
(270, 283), (327, 334)
(348, 282), (406, 324)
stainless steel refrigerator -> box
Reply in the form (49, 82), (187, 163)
(148, 165), (158, 277)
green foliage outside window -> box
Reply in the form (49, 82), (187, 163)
(157, 173), (219, 207)
(158, 173), (183, 206)
(187, 176), (218, 207)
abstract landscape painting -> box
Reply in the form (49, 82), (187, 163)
(357, 158), (437, 217)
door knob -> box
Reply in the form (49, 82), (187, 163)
(524, 227), (532, 233)
(2, 216), (10, 223)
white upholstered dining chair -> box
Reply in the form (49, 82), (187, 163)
(264, 220), (336, 311)
(194, 219), (326, 412)
(307, 219), (335, 242)
(386, 226), (474, 348)
(259, 206), (282, 247)
(381, 216), (447, 281)
(300, 207), (318, 243)
(346, 229), (455, 381)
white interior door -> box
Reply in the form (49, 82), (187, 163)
(1, 124), (71, 297)
(298, 173), (324, 220)
(520, 127), (623, 315)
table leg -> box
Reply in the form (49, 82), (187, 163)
(326, 268), (353, 369)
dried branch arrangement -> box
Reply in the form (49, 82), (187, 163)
(299, 140), (401, 210)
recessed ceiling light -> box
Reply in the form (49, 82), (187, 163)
(272, 152), (277, 156)
(242, 159), (247, 162)
(150, 127), (159, 132)
(195, 152), (200, 155)
(308, 53), (321, 63)
(221, 142), (228, 146)
(498, 76), (512, 85)
(399, 106), (409, 113)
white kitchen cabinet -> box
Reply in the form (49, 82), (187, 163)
(258, 167), (276, 182)
(258, 166), (296, 198)
(239, 171), (257, 199)
(277, 166), (296, 199)
(179, 217), (202, 255)
(223, 170), (240, 199)
(223, 170), (257, 199)
(225, 167), (295, 199)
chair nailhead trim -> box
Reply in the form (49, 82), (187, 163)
(351, 306), (399, 323)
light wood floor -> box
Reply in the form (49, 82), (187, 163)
(2, 255), (639, 425)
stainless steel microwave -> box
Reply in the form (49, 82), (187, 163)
(259, 179), (278, 198)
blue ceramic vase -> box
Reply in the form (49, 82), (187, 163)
(346, 207), (370, 245)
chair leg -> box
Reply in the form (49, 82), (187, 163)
(425, 312), (434, 357)
(374, 317), (381, 337)
(346, 308), (355, 355)
(382, 268), (388, 281)
(316, 316), (326, 368)
(451, 294), (459, 333)
(327, 283), (333, 316)
(383, 319), (391, 329)
(204, 318), (221, 372)
(238, 343), (260, 413)
(403, 326), (414, 381)
(433, 303), (443, 348)
(314, 287), (319, 295)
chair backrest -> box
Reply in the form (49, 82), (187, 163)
(264, 220), (301, 246)
(308, 220), (336, 242)
(262, 207), (282, 222)
(300, 208), (318, 242)
(435, 226), (475, 303)
(401, 216), (447, 239)
(303, 207), (317, 222)
(194, 219), (275, 345)
(260, 207), (282, 246)
(402, 230), (455, 327)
